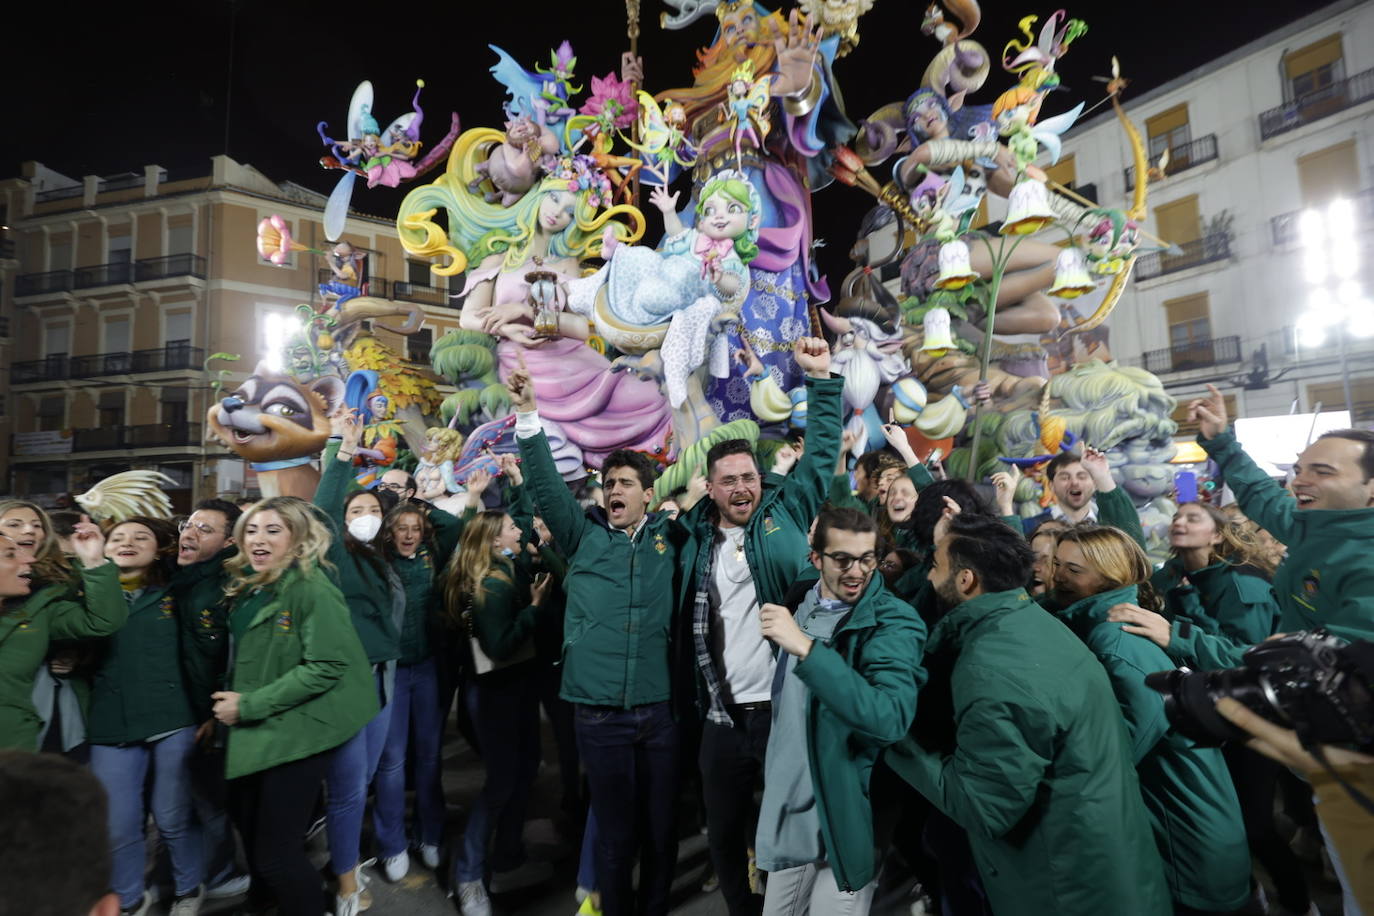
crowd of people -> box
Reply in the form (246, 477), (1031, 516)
(1, 341), (1372, 916)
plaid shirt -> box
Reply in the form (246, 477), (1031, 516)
(693, 532), (755, 727)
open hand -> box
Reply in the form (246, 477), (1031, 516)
(1108, 602), (1171, 649)
(649, 185), (679, 216)
(772, 443), (801, 475)
(1189, 384), (1229, 440)
(772, 9), (822, 97)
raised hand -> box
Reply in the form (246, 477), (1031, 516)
(1189, 384), (1228, 440)
(793, 336), (831, 379)
(990, 465), (1021, 515)
(506, 356), (536, 412)
(772, 443), (801, 475)
(649, 185), (680, 216)
(734, 335), (765, 378)
(932, 496), (963, 545)
(70, 515), (108, 568)
(333, 408), (363, 455)
(881, 419), (918, 466)
(496, 453), (523, 488)
(772, 9), (822, 97)
(467, 467), (493, 497)
(1080, 446), (1116, 492)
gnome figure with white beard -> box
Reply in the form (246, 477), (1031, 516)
(818, 308), (910, 455)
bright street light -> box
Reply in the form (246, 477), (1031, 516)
(1298, 197), (1362, 416)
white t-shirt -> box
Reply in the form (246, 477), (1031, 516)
(710, 525), (776, 704)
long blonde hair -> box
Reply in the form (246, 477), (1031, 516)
(224, 497), (333, 597)
(0, 500), (71, 587)
(1055, 524), (1162, 612)
(443, 511), (512, 626)
(1180, 502), (1278, 578)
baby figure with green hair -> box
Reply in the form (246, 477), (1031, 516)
(567, 169), (762, 408)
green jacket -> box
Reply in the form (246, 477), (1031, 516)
(1022, 486), (1147, 549)
(317, 441), (402, 665)
(469, 561), (556, 675)
(1052, 585), (1251, 911)
(1203, 428), (1374, 648)
(392, 504), (467, 666)
(786, 574), (927, 891)
(0, 564), (128, 751)
(885, 589), (1170, 916)
(683, 376), (845, 610)
(1151, 559), (1281, 670)
(87, 586), (197, 745)
(224, 565), (379, 779)
(171, 546), (236, 720)
(828, 462), (936, 514)
(518, 427), (692, 708)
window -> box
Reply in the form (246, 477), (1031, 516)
(408, 327), (433, 366)
(1285, 35), (1345, 99)
(98, 392), (125, 429)
(408, 260), (432, 286)
(1307, 379), (1374, 426)
(1042, 154), (1076, 191)
(1297, 140), (1358, 207)
(104, 317), (131, 354)
(38, 396), (65, 432)
(168, 224), (193, 256)
(257, 308), (299, 373)
(44, 323), (70, 359)
(1146, 105), (1191, 164)
(108, 232), (132, 264)
(1164, 293), (1214, 370)
(49, 239), (72, 272)
(162, 387), (189, 426)
(165, 311), (193, 348)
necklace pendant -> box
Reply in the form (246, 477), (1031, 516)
(735, 543), (746, 563)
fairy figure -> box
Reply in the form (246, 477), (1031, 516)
(567, 68), (643, 204)
(623, 93), (697, 185)
(536, 41), (583, 112)
(319, 241), (366, 310)
(722, 61), (772, 170)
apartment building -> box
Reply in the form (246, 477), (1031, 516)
(0, 155), (461, 510)
(1049, 0), (1374, 434)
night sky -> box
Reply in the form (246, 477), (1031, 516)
(11, 0), (1335, 288)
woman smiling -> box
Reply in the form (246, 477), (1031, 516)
(213, 497), (376, 916)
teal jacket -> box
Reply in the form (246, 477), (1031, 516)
(317, 441), (402, 665)
(518, 426), (692, 708)
(392, 504), (467, 666)
(1022, 487), (1147, 549)
(1151, 559), (1281, 670)
(171, 546), (236, 720)
(885, 589), (1170, 916)
(682, 376), (845, 609)
(1202, 428), (1374, 650)
(224, 565), (379, 779)
(1052, 585), (1251, 911)
(785, 574), (926, 891)
(87, 585), (197, 745)
(0, 564), (128, 751)
(828, 462), (936, 515)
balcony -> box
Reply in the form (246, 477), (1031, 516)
(136, 254), (207, 282)
(315, 268), (388, 300)
(73, 261), (134, 289)
(393, 280), (449, 306)
(15, 269), (74, 297)
(12, 346), (205, 384)
(131, 344), (203, 373)
(70, 352), (133, 376)
(1140, 335), (1242, 374)
(1135, 232), (1232, 280)
(0, 317), (8, 337)
(33, 185), (83, 204)
(71, 423), (203, 453)
(1124, 134), (1218, 190)
(1259, 67), (1374, 140)
(1271, 187), (1374, 247)
(0, 238), (15, 260)
(11, 356), (70, 383)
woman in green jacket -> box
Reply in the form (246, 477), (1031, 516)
(446, 510), (556, 914)
(87, 516), (206, 916)
(211, 497), (377, 916)
(1049, 525), (1253, 915)
(0, 504), (127, 752)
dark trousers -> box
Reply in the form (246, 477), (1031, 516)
(574, 700), (680, 916)
(228, 751), (329, 916)
(538, 663), (584, 824)
(1223, 745), (1311, 913)
(699, 704), (771, 916)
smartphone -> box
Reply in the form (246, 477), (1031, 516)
(1175, 470), (1198, 504)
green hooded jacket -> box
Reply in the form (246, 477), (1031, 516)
(87, 585), (197, 745)
(224, 565), (379, 779)
(1201, 428), (1374, 652)
(783, 574), (927, 891)
(885, 588), (1170, 916)
(0, 564), (128, 751)
(171, 545), (236, 720)
(1052, 584), (1251, 911)
(1150, 559), (1281, 670)
(391, 503), (468, 666)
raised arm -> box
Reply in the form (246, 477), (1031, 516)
(1194, 384), (1299, 544)
(1082, 447), (1146, 550)
(780, 338), (845, 522)
(508, 356), (589, 551)
(49, 521), (126, 639)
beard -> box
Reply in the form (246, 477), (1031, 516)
(932, 573), (964, 615)
(831, 346), (883, 412)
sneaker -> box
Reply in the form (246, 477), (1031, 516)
(336, 888), (363, 916)
(356, 859), (376, 911)
(206, 874), (251, 899)
(168, 887), (204, 916)
(382, 851), (410, 882)
(574, 886), (591, 904)
(419, 842), (441, 870)
(121, 892), (152, 916)
(576, 894), (603, 916)
(488, 859), (554, 894)
(457, 880), (493, 916)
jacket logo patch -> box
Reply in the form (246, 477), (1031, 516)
(198, 608), (215, 629)
(762, 515), (781, 536)
(654, 533), (667, 555)
(275, 610), (294, 633)
(1302, 571), (1320, 597)
(159, 596), (176, 620)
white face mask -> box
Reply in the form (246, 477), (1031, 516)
(347, 514), (383, 543)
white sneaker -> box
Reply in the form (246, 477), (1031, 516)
(489, 859), (554, 894)
(457, 880), (492, 916)
(168, 886), (204, 916)
(206, 874), (251, 899)
(382, 850), (410, 882)
(121, 892), (152, 916)
(336, 888), (363, 916)
(418, 842), (441, 870)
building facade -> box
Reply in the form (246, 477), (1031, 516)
(1052, 0), (1374, 435)
(0, 156), (460, 511)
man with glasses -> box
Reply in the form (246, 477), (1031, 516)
(678, 338), (842, 916)
(754, 507), (925, 914)
(377, 470), (418, 503)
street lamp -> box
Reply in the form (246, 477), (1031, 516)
(1298, 197), (1372, 418)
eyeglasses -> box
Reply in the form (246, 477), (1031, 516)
(821, 551), (879, 572)
(178, 521), (221, 536)
(376, 482), (409, 493)
(714, 473), (758, 489)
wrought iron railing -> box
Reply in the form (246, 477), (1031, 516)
(1135, 232), (1232, 280)
(1124, 134), (1218, 190)
(70, 353), (133, 377)
(15, 270), (74, 297)
(132, 344), (203, 373)
(1139, 335), (1241, 374)
(1259, 67), (1374, 140)
(135, 254), (207, 281)
(71, 423), (203, 453)
(73, 261), (135, 289)
(11, 356), (70, 384)
(316, 268), (388, 299)
(393, 280), (447, 305)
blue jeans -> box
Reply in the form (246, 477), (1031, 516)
(374, 656), (446, 857)
(452, 672), (541, 882)
(577, 810), (599, 890)
(327, 669), (393, 875)
(90, 726), (203, 908)
(575, 701), (680, 916)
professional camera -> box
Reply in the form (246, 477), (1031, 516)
(1145, 630), (1374, 751)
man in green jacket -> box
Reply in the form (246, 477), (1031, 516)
(754, 507), (925, 910)
(886, 514), (1170, 916)
(677, 339), (839, 916)
(510, 360), (692, 916)
(1022, 447), (1147, 548)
